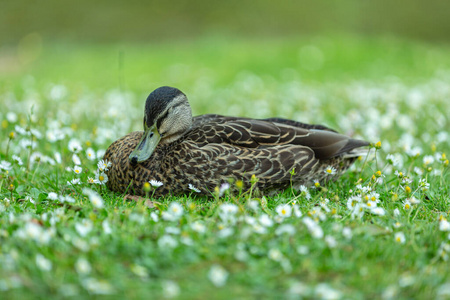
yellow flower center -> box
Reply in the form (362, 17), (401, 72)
(281, 209), (286, 215)
(326, 169), (332, 173)
(99, 175), (104, 181)
(405, 204), (410, 209)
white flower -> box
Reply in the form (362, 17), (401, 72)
(68, 138), (82, 153)
(157, 235), (178, 249)
(47, 192), (58, 201)
(86, 148), (96, 161)
(247, 200), (259, 211)
(440, 220), (450, 232)
(75, 219), (93, 237)
(219, 203), (239, 221)
(275, 204), (292, 218)
(394, 232), (406, 244)
(297, 245), (309, 255)
(219, 183), (230, 196)
(259, 214), (274, 227)
(208, 264), (228, 287)
(162, 280), (180, 298)
(150, 212), (159, 222)
(190, 221), (206, 234)
(35, 254), (52, 271)
(68, 178), (81, 185)
(72, 154), (81, 165)
(275, 224), (296, 236)
(73, 165), (82, 175)
(315, 283), (342, 300)
(302, 217), (323, 239)
(298, 185), (311, 199)
(165, 226), (181, 235)
(403, 200), (412, 210)
(347, 196), (361, 210)
(102, 220), (112, 234)
(59, 195), (76, 203)
(325, 235), (337, 248)
(419, 179), (430, 191)
(188, 183), (201, 193)
(293, 204), (303, 217)
(6, 112), (17, 122)
(75, 258), (92, 275)
(0, 160), (12, 171)
(268, 248), (283, 261)
(393, 208), (400, 217)
(342, 227), (352, 240)
(217, 227), (234, 238)
(149, 179), (163, 188)
(324, 165), (337, 175)
(97, 160), (111, 172)
(12, 155), (23, 166)
(370, 207), (386, 216)
(94, 172), (108, 185)
(81, 278), (114, 295)
(423, 155), (434, 165)
(82, 188), (105, 209)
(162, 202), (184, 221)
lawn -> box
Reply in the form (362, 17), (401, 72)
(1, 36), (449, 299)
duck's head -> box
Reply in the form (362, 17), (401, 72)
(129, 86), (192, 165)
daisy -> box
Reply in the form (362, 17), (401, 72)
(190, 221), (206, 234)
(75, 258), (92, 275)
(94, 172), (108, 185)
(68, 178), (81, 185)
(47, 192), (58, 201)
(149, 179), (163, 188)
(68, 138), (82, 153)
(72, 154), (81, 165)
(35, 254), (52, 271)
(423, 155), (434, 166)
(219, 183), (230, 196)
(394, 232), (406, 244)
(12, 155), (23, 166)
(97, 160), (111, 172)
(403, 199), (412, 210)
(188, 183), (201, 193)
(208, 264), (228, 287)
(82, 188), (105, 209)
(324, 165), (337, 175)
(75, 219), (93, 237)
(162, 202), (184, 221)
(276, 204), (292, 218)
(86, 148), (96, 161)
(73, 165), (82, 175)
(268, 248), (283, 261)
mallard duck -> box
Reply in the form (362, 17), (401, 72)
(104, 86), (369, 197)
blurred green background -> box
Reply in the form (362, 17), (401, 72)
(2, 0), (450, 44)
(1, 0), (450, 94)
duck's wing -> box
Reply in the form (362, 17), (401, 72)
(262, 117), (338, 133)
(188, 116), (369, 160)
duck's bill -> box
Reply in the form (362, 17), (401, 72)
(129, 124), (161, 164)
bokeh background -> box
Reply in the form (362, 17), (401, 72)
(2, 0), (450, 43)
(1, 0), (450, 120)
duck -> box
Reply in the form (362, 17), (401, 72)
(103, 86), (369, 197)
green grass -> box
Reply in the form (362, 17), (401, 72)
(1, 36), (449, 299)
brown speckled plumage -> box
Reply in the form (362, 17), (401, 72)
(103, 87), (369, 197)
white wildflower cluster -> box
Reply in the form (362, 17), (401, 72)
(346, 186), (385, 218)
